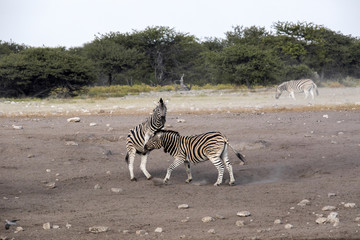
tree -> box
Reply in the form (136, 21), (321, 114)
(0, 40), (27, 58)
(213, 44), (284, 87)
(273, 21), (358, 80)
(0, 48), (96, 97)
(83, 34), (145, 86)
(130, 26), (204, 86)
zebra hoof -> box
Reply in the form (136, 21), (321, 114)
(147, 176), (153, 180)
(131, 177), (137, 182)
(213, 183), (220, 186)
(229, 182), (235, 186)
(185, 179), (192, 183)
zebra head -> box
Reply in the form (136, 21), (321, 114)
(153, 98), (167, 126)
(144, 130), (164, 151)
(144, 130), (180, 153)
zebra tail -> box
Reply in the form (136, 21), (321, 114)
(125, 152), (129, 164)
(227, 141), (247, 165)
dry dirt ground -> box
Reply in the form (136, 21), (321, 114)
(1, 87), (360, 240)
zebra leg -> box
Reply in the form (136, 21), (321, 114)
(289, 91), (296, 100)
(310, 89), (314, 99)
(164, 158), (183, 184)
(221, 146), (235, 185)
(140, 153), (152, 180)
(184, 161), (192, 183)
(127, 149), (137, 181)
(210, 157), (225, 186)
(304, 90), (309, 99)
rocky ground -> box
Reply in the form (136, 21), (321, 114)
(1, 87), (360, 240)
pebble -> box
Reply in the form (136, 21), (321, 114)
(43, 222), (51, 230)
(67, 117), (81, 122)
(52, 225), (60, 229)
(316, 212), (340, 227)
(177, 119), (186, 123)
(46, 169), (51, 173)
(297, 199), (310, 207)
(237, 211), (251, 217)
(236, 220), (245, 227)
(14, 227), (24, 233)
(154, 227), (163, 233)
(65, 141), (78, 146)
(322, 206), (337, 211)
(284, 224), (293, 229)
(27, 154), (35, 158)
(327, 212), (340, 227)
(111, 188), (123, 193)
(316, 217), (328, 224)
(89, 226), (109, 233)
(202, 216), (215, 223)
(136, 230), (148, 236)
(66, 223), (71, 229)
(208, 229), (216, 234)
(94, 184), (102, 189)
(274, 219), (282, 224)
(328, 193), (336, 198)
(181, 217), (190, 223)
(12, 125), (23, 130)
(344, 203), (356, 208)
(45, 182), (56, 189)
(89, 122), (97, 126)
(323, 114), (329, 119)
(178, 204), (189, 209)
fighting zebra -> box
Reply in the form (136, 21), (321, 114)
(125, 98), (167, 181)
(144, 130), (246, 186)
(275, 79), (319, 100)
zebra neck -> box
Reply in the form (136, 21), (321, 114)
(280, 83), (288, 91)
(148, 113), (163, 132)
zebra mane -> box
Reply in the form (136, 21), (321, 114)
(155, 129), (180, 136)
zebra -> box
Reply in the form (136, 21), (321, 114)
(144, 130), (246, 186)
(275, 79), (319, 100)
(125, 98), (167, 181)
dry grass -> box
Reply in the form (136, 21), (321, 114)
(1, 87), (359, 118)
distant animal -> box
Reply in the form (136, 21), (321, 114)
(125, 98), (167, 181)
(275, 79), (319, 100)
(144, 130), (246, 186)
(5, 219), (19, 230)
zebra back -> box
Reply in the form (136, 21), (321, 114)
(146, 130), (226, 164)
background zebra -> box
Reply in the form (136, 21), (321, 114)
(275, 79), (319, 100)
(125, 98), (167, 181)
(144, 130), (246, 186)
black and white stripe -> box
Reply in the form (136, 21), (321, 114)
(144, 130), (246, 186)
(275, 79), (319, 100)
(125, 98), (167, 181)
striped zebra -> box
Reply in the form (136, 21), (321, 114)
(125, 98), (167, 181)
(275, 79), (319, 100)
(144, 130), (246, 186)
